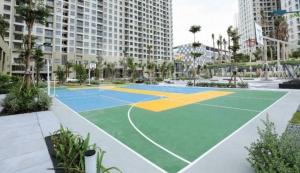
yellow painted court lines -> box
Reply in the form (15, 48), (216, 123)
(135, 91), (233, 112)
(108, 87), (234, 112)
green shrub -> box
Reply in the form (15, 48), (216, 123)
(36, 81), (47, 88)
(246, 117), (300, 173)
(112, 79), (126, 84)
(0, 74), (20, 94)
(187, 82), (248, 88)
(155, 77), (163, 82)
(51, 126), (121, 173)
(290, 112), (300, 125)
(1, 86), (52, 115)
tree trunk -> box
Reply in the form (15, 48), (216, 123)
(36, 67), (39, 86)
(25, 23), (33, 89)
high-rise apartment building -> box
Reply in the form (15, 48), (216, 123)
(238, 0), (281, 55)
(0, 0), (173, 77)
(281, 0), (300, 52)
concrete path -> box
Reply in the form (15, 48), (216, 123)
(0, 111), (60, 173)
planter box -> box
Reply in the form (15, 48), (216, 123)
(45, 135), (64, 173)
(279, 79), (300, 89)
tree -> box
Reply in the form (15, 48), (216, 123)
(189, 25), (202, 86)
(65, 61), (73, 79)
(275, 16), (288, 41)
(253, 48), (263, 61)
(212, 33), (216, 60)
(127, 57), (137, 82)
(227, 26), (233, 52)
(16, 0), (49, 89)
(32, 49), (44, 86)
(96, 56), (104, 80)
(160, 61), (167, 79)
(147, 61), (156, 83)
(218, 35), (223, 62)
(0, 15), (9, 39)
(228, 27), (241, 86)
(119, 57), (128, 78)
(167, 62), (175, 79)
(56, 65), (65, 84)
(223, 38), (227, 60)
(74, 64), (87, 85)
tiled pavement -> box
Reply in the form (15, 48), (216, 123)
(0, 110), (60, 173)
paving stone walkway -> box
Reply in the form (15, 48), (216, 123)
(0, 110), (60, 173)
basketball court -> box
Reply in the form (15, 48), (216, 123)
(54, 84), (287, 173)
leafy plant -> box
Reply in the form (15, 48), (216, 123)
(74, 64), (88, 85)
(51, 126), (94, 173)
(56, 65), (66, 84)
(51, 126), (121, 173)
(1, 86), (51, 115)
(246, 117), (300, 173)
(0, 74), (20, 94)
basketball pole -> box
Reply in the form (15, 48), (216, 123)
(88, 66), (91, 86)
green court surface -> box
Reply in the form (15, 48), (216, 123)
(79, 89), (286, 173)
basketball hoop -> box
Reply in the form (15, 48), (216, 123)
(245, 39), (256, 47)
(89, 63), (97, 70)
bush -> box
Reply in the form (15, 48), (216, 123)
(0, 74), (20, 94)
(51, 126), (121, 173)
(246, 117), (300, 173)
(112, 79), (126, 84)
(1, 86), (52, 115)
(187, 81), (248, 88)
(155, 77), (163, 82)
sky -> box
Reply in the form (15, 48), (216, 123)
(173, 0), (238, 47)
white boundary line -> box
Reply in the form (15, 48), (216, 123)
(54, 98), (167, 173)
(225, 95), (275, 101)
(193, 103), (260, 113)
(177, 91), (290, 173)
(127, 104), (192, 165)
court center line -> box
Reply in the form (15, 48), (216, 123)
(193, 103), (261, 113)
(127, 104), (192, 165)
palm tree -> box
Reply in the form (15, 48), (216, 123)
(228, 28), (241, 86)
(16, 0), (49, 89)
(147, 62), (156, 84)
(167, 62), (175, 79)
(65, 61), (73, 79)
(96, 56), (104, 80)
(127, 57), (137, 82)
(212, 33), (216, 60)
(227, 26), (233, 52)
(223, 38), (227, 61)
(160, 61), (167, 79)
(0, 15), (9, 39)
(119, 57), (128, 78)
(33, 49), (44, 86)
(189, 25), (202, 86)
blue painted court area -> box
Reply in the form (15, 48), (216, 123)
(124, 84), (216, 94)
(55, 88), (159, 112)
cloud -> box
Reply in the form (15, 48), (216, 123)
(173, 0), (238, 47)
